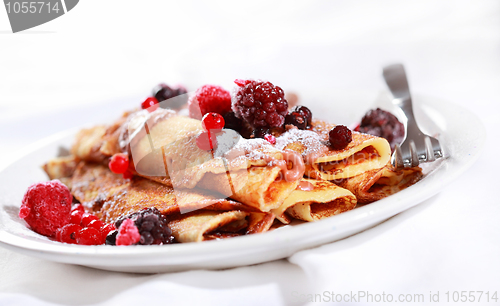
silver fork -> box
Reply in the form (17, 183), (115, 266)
(383, 63), (443, 169)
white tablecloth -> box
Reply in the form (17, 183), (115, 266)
(1, 1), (499, 305)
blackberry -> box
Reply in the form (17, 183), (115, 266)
(329, 125), (352, 150)
(115, 207), (174, 245)
(284, 106), (312, 130)
(105, 229), (118, 245)
(153, 83), (188, 109)
(294, 106), (312, 127)
(285, 113), (306, 129)
(232, 80), (288, 129)
(223, 111), (243, 132)
(252, 127), (270, 139)
(357, 108), (404, 149)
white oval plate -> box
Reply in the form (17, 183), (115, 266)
(0, 92), (485, 273)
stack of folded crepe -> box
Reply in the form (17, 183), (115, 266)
(42, 108), (421, 243)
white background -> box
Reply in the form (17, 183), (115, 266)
(0, 1), (499, 305)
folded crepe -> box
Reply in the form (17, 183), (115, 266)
(337, 164), (423, 204)
(276, 121), (391, 181)
(69, 109), (304, 212)
(71, 111), (133, 162)
(71, 162), (263, 224)
(272, 179), (357, 223)
(123, 109), (305, 212)
(71, 125), (108, 162)
(169, 210), (274, 243)
(42, 155), (79, 188)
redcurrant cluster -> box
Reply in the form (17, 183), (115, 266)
(55, 204), (116, 245)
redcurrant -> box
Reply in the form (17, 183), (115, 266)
(70, 210), (84, 225)
(76, 227), (102, 245)
(101, 223), (116, 243)
(201, 112), (225, 133)
(109, 153), (129, 174)
(141, 97), (159, 112)
(122, 170), (133, 180)
(87, 219), (105, 231)
(56, 224), (82, 244)
(196, 132), (217, 151)
(81, 213), (99, 227)
(71, 203), (85, 214)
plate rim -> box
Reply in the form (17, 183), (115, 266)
(0, 93), (486, 271)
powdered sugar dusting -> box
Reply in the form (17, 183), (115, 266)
(275, 129), (330, 163)
(120, 109), (178, 153)
(212, 129), (241, 158)
(149, 108), (178, 125)
(223, 137), (276, 161)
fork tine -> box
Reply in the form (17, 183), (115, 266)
(392, 144), (404, 169)
(413, 136), (428, 163)
(383, 64), (444, 169)
(429, 137), (443, 159)
(397, 141), (415, 168)
(400, 142), (413, 168)
(409, 140), (419, 167)
(424, 136), (435, 162)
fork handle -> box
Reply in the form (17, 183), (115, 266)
(383, 64), (418, 130)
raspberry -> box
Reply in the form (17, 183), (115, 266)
(188, 85), (232, 120)
(56, 224), (82, 244)
(76, 227), (102, 245)
(329, 125), (353, 150)
(196, 131), (217, 151)
(232, 80), (288, 129)
(153, 83), (188, 109)
(141, 97), (159, 112)
(264, 134), (276, 145)
(358, 108), (404, 149)
(115, 208), (174, 245)
(201, 112), (225, 133)
(115, 219), (141, 246)
(109, 153), (129, 174)
(285, 106), (312, 130)
(19, 180), (72, 237)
